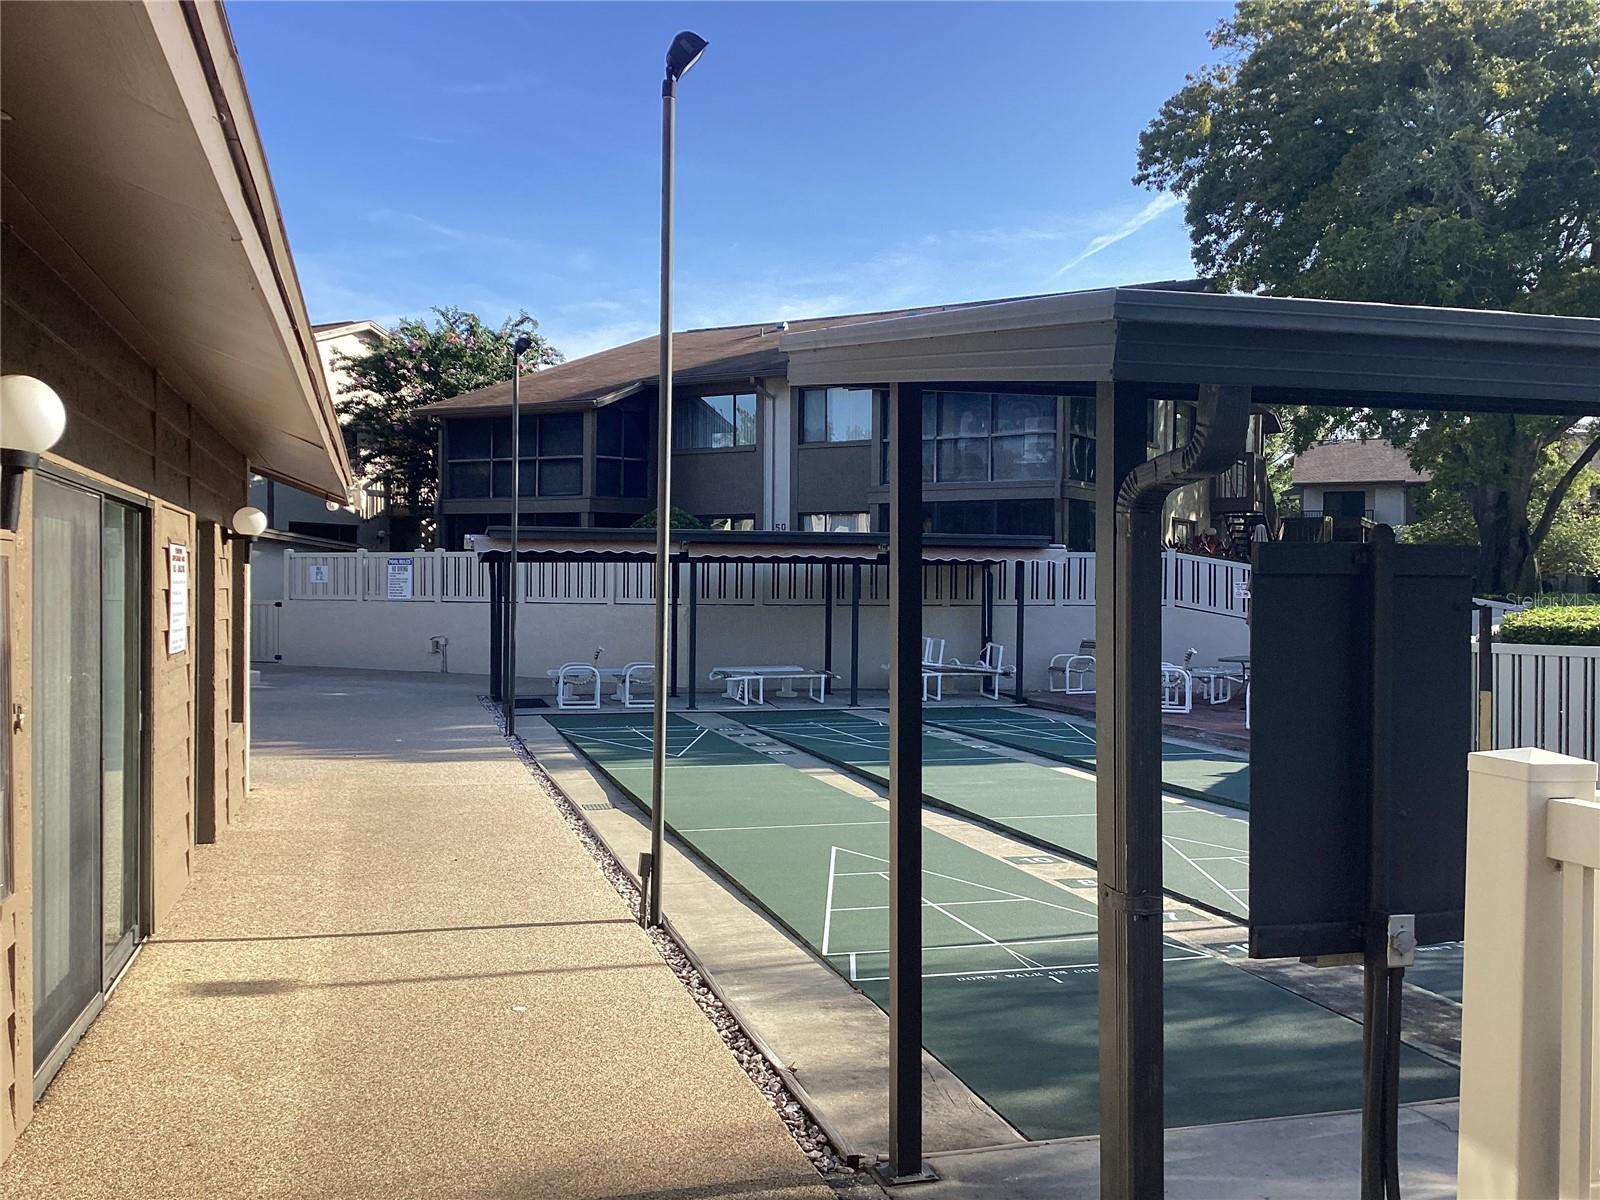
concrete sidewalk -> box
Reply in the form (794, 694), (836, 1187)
(2, 667), (833, 1200)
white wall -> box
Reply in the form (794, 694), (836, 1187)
(272, 552), (1253, 695)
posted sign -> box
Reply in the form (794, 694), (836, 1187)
(385, 556), (414, 600)
(167, 543), (189, 655)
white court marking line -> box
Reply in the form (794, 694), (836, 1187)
(1164, 836), (1249, 911)
(894, 871), (1061, 984)
(1164, 831), (1250, 855)
(821, 846), (839, 957)
(676, 820), (886, 833)
(832, 897), (1048, 912)
(824, 846), (1098, 921)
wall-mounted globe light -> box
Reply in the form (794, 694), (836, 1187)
(1, 374), (67, 531)
(230, 505), (268, 538)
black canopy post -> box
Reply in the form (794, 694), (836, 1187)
(823, 561), (834, 677)
(981, 563), (993, 649)
(1013, 558), (1026, 703)
(670, 557), (681, 698)
(1096, 382), (1251, 1200)
(687, 558), (699, 710)
(880, 381), (933, 1185)
(488, 555), (504, 704)
(850, 563), (861, 708)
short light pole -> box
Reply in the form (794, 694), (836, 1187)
(505, 333), (534, 738)
(647, 29), (708, 929)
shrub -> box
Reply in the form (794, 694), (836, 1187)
(1499, 605), (1600, 646)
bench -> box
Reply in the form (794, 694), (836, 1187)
(708, 665), (835, 706)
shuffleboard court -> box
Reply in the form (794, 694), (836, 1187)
(735, 709), (1251, 922)
(545, 713), (1456, 1138)
(925, 705), (1251, 810)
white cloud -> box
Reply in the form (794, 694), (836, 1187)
(1053, 193), (1182, 278)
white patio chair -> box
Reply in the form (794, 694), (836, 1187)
(1160, 663), (1193, 714)
(1048, 639), (1096, 694)
(620, 662), (655, 709)
(551, 662), (601, 711)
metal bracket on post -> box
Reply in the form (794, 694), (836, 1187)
(1386, 914), (1416, 968)
(637, 853), (655, 929)
(1098, 383), (1251, 1200)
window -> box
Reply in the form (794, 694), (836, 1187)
(873, 499), (1055, 537)
(880, 392), (1059, 484)
(800, 511), (870, 533)
(798, 387), (874, 443)
(1323, 489), (1369, 518)
(445, 414), (582, 499)
(596, 403), (649, 498)
(1067, 396), (1095, 484)
(675, 392), (756, 450)
(1066, 498), (1095, 550)
(699, 514), (756, 531)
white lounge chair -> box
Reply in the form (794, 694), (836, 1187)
(923, 642), (1014, 701)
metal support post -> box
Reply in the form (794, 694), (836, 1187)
(850, 562), (861, 708)
(687, 559), (698, 710)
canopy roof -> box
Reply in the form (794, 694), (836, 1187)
(474, 527), (1059, 565)
(780, 288), (1599, 416)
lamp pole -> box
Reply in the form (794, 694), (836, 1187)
(506, 334), (533, 738)
(647, 30), (708, 929)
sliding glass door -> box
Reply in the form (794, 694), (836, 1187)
(31, 477), (145, 1085)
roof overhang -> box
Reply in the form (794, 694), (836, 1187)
(780, 288), (1600, 416)
(474, 528), (1062, 565)
(0, 1), (354, 499)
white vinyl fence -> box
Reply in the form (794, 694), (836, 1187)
(1460, 750), (1598, 1199)
(1474, 642), (1600, 761)
(273, 548), (1253, 690)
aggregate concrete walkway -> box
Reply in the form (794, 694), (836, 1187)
(1, 667), (833, 1200)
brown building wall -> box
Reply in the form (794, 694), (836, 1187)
(0, 226), (251, 1152)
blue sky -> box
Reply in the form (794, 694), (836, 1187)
(231, 1), (1230, 360)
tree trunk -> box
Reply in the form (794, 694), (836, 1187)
(1469, 488), (1536, 595)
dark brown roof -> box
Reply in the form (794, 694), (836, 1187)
(1291, 439), (1431, 486)
(415, 294), (1079, 417)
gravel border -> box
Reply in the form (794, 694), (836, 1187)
(482, 699), (860, 1185)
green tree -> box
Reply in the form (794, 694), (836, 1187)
(334, 307), (560, 548)
(1400, 447), (1600, 586)
(1136, 0), (1600, 591)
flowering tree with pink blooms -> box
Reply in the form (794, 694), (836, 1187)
(333, 306), (561, 548)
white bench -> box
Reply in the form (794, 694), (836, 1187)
(546, 662), (654, 711)
(708, 665), (834, 706)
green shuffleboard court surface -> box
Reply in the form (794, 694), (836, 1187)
(736, 709), (1251, 922)
(925, 706), (1251, 810)
(545, 713), (1456, 1139)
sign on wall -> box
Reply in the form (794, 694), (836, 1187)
(385, 556), (414, 600)
(309, 564), (330, 584)
(167, 543), (189, 655)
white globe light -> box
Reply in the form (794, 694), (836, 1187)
(231, 506), (268, 537)
(1, 375), (67, 453)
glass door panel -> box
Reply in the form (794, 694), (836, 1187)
(31, 478), (103, 1067)
(101, 499), (143, 978)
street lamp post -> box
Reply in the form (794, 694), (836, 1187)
(506, 333), (534, 738)
(647, 30), (708, 929)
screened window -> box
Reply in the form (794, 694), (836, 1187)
(445, 414), (582, 498)
(595, 403), (649, 498)
(880, 392), (1059, 484)
(800, 511), (870, 533)
(798, 387), (874, 443)
(675, 393), (757, 450)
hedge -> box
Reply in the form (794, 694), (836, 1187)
(1498, 604), (1600, 646)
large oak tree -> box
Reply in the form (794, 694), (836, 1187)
(1136, 0), (1599, 591)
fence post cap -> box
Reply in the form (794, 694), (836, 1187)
(1469, 747), (1599, 783)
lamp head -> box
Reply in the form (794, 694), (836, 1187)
(511, 335), (534, 359)
(231, 505), (269, 538)
(1, 374), (67, 454)
(665, 31), (708, 82)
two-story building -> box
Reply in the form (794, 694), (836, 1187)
(420, 287), (1279, 551)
